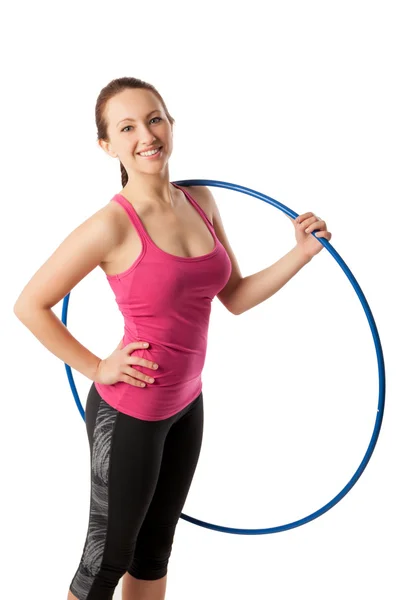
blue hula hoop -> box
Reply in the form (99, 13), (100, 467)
(61, 178), (385, 535)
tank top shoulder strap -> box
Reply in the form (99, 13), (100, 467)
(172, 183), (214, 227)
(110, 194), (148, 241)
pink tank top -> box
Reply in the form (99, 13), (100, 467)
(94, 183), (232, 420)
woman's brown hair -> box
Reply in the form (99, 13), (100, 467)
(95, 77), (175, 187)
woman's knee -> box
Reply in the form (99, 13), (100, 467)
(128, 521), (176, 580)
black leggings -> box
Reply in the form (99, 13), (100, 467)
(69, 382), (204, 600)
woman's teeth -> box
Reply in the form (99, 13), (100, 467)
(139, 147), (162, 157)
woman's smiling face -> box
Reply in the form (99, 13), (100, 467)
(100, 87), (174, 175)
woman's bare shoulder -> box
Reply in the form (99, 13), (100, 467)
(180, 185), (214, 224)
(95, 199), (132, 263)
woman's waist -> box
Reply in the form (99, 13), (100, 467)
(123, 327), (207, 354)
(123, 338), (206, 382)
(123, 317), (209, 348)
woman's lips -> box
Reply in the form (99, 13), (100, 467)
(138, 146), (163, 159)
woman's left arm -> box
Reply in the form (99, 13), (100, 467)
(205, 187), (332, 316)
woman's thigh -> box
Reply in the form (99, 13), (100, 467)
(128, 391), (204, 578)
(153, 391), (204, 524)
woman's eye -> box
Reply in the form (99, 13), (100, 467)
(122, 117), (162, 133)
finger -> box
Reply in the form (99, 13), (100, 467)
(295, 212), (315, 224)
(129, 356), (159, 370)
(122, 374), (146, 387)
(128, 341), (149, 350)
(296, 216), (318, 229)
(305, 219), (326, 233)
(301, 216), (320, 231)
(315, 231), (332, 240)
(285, 213), (297, 222)
(127, 367), (155, 384)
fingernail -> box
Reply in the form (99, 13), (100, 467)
(143, 343), (149, 347)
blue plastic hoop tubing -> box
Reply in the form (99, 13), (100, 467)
(61, 178), (385, 535)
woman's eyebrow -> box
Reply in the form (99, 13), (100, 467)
(117, 110), (161, 126)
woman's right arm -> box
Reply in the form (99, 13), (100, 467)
(13, 205), (122, 382)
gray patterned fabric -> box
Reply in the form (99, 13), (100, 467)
(69, 399), (117, 599)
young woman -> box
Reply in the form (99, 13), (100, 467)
(14, 77), (331, 600)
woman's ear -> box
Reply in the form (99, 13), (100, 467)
(99, 138), (118, 158)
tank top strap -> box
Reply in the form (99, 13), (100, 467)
(110, 194), (149, 243)
(172, 183), (214, 228)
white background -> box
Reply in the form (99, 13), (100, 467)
(2, 1), (399, 598)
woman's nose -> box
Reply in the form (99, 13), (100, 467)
(138, 125), (157, 142)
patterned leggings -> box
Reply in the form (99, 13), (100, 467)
(69, 382), (204, 600)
